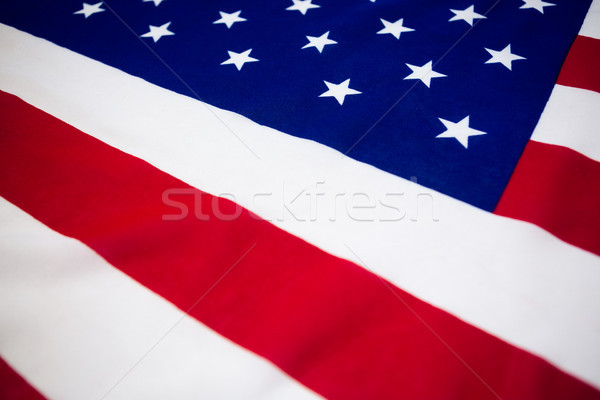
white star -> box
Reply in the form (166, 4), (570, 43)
(143, 0), (165, 6)
(221, 49), (259, 71)
(213, 10), (247, 29)
(377, 18), (415, 39)
(519, 0), (555, 14)
(436, 116), (486, 149)
(141, 22), (175, 42)
(319, 79), (361, 105)
(302, 31), (337, 53)
(286, 0), (320, 15)
(73, 2), (105, 18)
(485, 44), (526, 70)
(404, 61), (447, 87)
(449, 5), (486, 26)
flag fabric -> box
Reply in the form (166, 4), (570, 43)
(0, 0), (599, 399)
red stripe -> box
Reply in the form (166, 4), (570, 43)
(556, 35), (600, 93)
(1, 91), (598, 399)
(495, 140), (600, 256)
(0, 358), (46, 400)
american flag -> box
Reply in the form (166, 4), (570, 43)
(0, 0), (599, 398)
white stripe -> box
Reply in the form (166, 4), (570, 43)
(581, 0), (600, 39)
(530, 84), (600, 161)
(0, 198), (320, 400)
(1, 24), (600, 389)
(530, 0), (600, 159)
